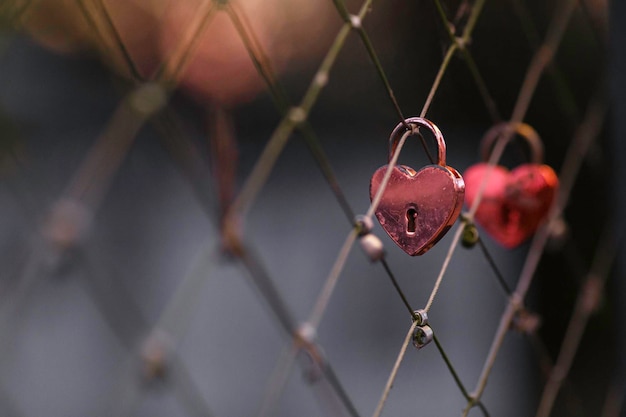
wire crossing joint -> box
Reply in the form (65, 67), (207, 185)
(412, 309), (428, 326)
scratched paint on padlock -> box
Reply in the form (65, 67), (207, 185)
(371, 116), (465, 256)
(370, 164), (464, 256)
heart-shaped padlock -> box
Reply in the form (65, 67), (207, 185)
(464, 122), (558, 248)
(370, 117), (465, 256)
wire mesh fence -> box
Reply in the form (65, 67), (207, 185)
(0, 0), (621, 416)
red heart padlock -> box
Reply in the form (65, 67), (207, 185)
(464, 123), (559, 248)
(370, 117), (465, 256)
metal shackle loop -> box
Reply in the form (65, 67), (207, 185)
(388, 117), (447, 167)
(481, 122), (544, 164)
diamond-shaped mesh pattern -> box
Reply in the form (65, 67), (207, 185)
(0, 1), (618, 417)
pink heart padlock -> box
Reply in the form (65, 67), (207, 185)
(370, 118), (465, 256)
(464, 123), (559, 248)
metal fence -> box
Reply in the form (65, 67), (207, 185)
(0, 1), (620, 416)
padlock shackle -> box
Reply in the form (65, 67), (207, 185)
(480, 122), (544, 164)
(388, 117), (446, 166)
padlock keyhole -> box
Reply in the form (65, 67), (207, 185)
(406, 208), (418, 235)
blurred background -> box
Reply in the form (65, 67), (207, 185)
(0, 0), (623, 416)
